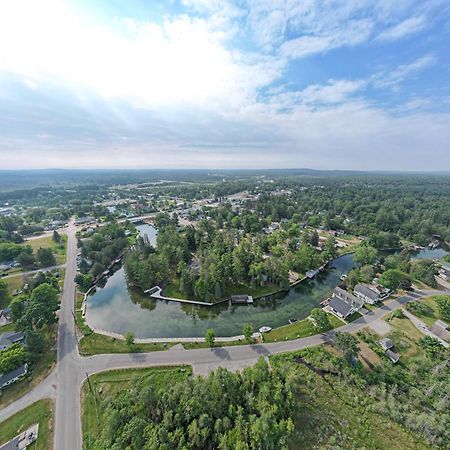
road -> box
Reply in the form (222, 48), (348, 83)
(0, 218), (446, 449)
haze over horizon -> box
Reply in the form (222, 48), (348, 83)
(1, 0), (449, 170)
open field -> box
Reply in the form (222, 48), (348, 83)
(0, 399), (53, 450)
(81, 366), (191, 449)
(24, 234), (67, 264)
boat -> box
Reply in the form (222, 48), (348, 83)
(259, 326), (272, 333)
(340, 274), (347, 281)
(288, 318), (298, 324)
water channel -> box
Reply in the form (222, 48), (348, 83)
(85, 225), (448, 338)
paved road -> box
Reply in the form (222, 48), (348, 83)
(0, 217), (445, 450)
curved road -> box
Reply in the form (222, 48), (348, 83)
(0, 219), (445, 450)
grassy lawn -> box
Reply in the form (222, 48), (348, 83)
(4, 273), (25, 295)
(24, 234), (67, 265)
(261, 319), (316, 342)
(183, 338), (258, 349)
(346, 311), (363, 322)
(0, 399), (53, 450)
(0, 348), (56, 409)
(386, 318), (427, 365)
(0, 322), (16, 333)
(82, 366), (191, 449)
(406, 295), (443, 327)
(263, 313), (345, 343)
(78, 333), (175, 355)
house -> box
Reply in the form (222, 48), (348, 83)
(231, 295), (253, 304)
(438, 267), (450, 281)
(0, 331), (25, 350)
(328, 287), (364, 320)
(386, 349), (400, 364)
(0, 363), (28, 389)
(379, 338), (393, 350)
(354, 284), (380, 305)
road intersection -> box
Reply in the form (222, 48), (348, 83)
(0, 219), (444, 450)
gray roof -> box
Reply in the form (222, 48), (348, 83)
(386, 349), (399, 363)
(329, 296), (354, 318)
(0, 331), (24, 349)
(354, 284), (379, 301)
(0, 363), (28, 388)
(379, 338), (393, 349)
(333, 287), (363, 306)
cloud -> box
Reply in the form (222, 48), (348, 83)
(374, 54), (436, 89)
(376, 16), (427, 42)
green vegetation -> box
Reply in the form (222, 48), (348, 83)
(82, 366), (192, 449)
(205, 327), (215, 347)
(406, 296), (445, 327)
(83, 360), (296, 450)
(0, 399), (53, 450)
(271, 348), (432, 450)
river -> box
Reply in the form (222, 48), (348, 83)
(85, 227), (448, 338)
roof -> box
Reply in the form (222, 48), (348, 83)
(329, 296), (354, 318)
(0, 331), (25, 349)
(0, 363), (28, 388)
(379, 338), (393, 349)
(333, 287), (364, 307)
(386, 349), (399, 363)
(354, 284), (379, 301)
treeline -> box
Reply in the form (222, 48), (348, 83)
(93, 358), (297, 450)
(248, 176), (450, 245)
(75, 223), (130, 291)
(0, 274), (60, 377)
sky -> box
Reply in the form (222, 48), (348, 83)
(0, 0), (449, 170)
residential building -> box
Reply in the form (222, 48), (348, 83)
(0, 331), (25, 350)
(328, 287), (364, 320)
(386, 349), (400, 364)
(354, 283), (380, 304)
(379, 338), (393, 350)
(0, 363), (28, 389)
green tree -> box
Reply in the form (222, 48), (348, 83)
(20, 282), (60, 329)
(435, 295), (450, 321)
(243, 324), (253, 342)
(0, 279), (11, 308)
(36, 247), (57, 268)
(310, 308), (332, 332)
(125, 331), (135, 348)
(353, 244), (377, 265)
(205, 328), (215, 347)
(335, 332), (360, 364)
(379, 269), (405, 290)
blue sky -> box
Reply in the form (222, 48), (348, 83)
(0, 0), (449, 170)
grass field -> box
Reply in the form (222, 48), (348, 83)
(409, 295), (444, 327)
(82, 366), (191, 449)
(78, 332), (175, 355)
(0, 399), (53, 450)
(24, 234), (67, 265)
(3, 273), (25, 295)
(263, 313), (344, 343)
